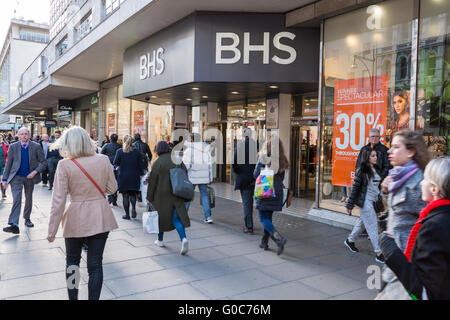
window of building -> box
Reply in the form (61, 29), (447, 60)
(416, 0), (449, 158)
(56, 35), (68, 57)
(104, 86), (118, 137)
(117, 84), (131, 139)
(320, 0), (414, 214)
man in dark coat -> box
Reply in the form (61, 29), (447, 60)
(132, 133), (152, 171)
(101, 133), (122, 206)
(232, 128), (257, 234)
(47, 130), (63, 191)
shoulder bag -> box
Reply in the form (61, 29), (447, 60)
(71, 158), (106, 199)
(169, 165), (194, 200)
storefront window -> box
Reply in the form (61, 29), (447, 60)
(148, 104), (172, 153)
(91, 108), (98, 140)
(105, 86), (118, 137)
(117, 85), (131, 139)
(417, 0), (450, 157)
(320, 0), (414, 214)
(132, 100), (148, 140)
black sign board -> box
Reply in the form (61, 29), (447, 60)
(58, 100), (74, 111)
(45, 120), (58, 128)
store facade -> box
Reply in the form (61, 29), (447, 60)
(318, 0), (449, 214)
(123, 12), (320, 185)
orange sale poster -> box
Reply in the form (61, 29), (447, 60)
(133, 110), (145, 135)
(107, 113), (116, 136)
(331, 75), (388, 187)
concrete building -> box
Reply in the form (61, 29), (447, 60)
(0, 18), (50, 133)
(1, 0), (448, 227)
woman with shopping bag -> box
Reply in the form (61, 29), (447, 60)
(254, 135), (289, 255)
(147, 141), (191, 255)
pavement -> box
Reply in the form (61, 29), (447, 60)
(0, 183), (381, 300)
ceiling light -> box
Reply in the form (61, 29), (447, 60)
(231, 91), (239, 94)
(202, 96), (208, 99)
(151, 96), (157, 98)
(192, 87), (199, 90)
(269, 85), (278, 89)
(166, 102), (171, 104)
(186, 98), (192, 101)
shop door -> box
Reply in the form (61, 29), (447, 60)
(290, 126), (318, 199)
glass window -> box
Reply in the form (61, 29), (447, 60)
(132, 100), (147, 140)
(416, 0), (450, 158)
(117, 85), (131, 139)
(320, 0), (414, 214)
(104, 86), (117, 137)
(148, 104), (172, 154)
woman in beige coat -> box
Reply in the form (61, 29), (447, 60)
(46, 126), (118, 300)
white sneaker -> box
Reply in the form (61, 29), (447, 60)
(204, 217), (213, 224)
(154, 239), (165, 247)
(180, 238), (189, 255)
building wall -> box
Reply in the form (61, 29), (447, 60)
(9, 40), (48, 102)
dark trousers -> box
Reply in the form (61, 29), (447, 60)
(41, 168), (49, 185)
(48, 158), (60, 187)
(65, 232), (109, 300)
(240, 189), (254, 229)
(9, 176), (34, 225)
(108, 170), (119, 204)
(122, 191), (137, 215)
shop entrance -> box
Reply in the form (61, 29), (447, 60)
(290, 125), (318, 199)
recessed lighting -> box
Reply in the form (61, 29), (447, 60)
(192, 87), (199, 90)
(151, 96), (157, 98)
(269, 85), (278, 89)
(231, 91), (239, 94)
(202, 96), (208, 99)
(166, 102), (171, 104)
(186, 98), (192, 101)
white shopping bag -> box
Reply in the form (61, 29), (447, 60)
(138, 171), (150, 207)
(142, 203), (159, 234)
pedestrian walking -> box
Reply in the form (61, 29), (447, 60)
(113, 135), (145, 220)
(232, 128), (257, 234)
(376, 129), (430, 299)
(147, 141), (190, 255)
(0, 134), (10, 199)
(254, 136), (289, 255)
(379, 156), (450, 300)
(46, 126), (118, 300)
(40, 134), (50, 188)
(101, 133), (122, 206)
(100, 135), (110, 148)
(47, 130), (63, 191)
(183, 133), (214, 224)
(355, 128), (392, 225)
(345, 148), (385, 263)
(2, 127), (47, 234)
(132, 133), (152, 171)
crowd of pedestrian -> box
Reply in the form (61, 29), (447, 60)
(1, 125), (448, 300)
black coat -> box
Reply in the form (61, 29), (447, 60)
(133, 139), (152, 169)
(384, 204), (450, 300)
(355, 142), (391, 179)
(101, 142), (122, 164)
(232, 137), (256, 191)
(113, 148), (145, 192)
(253, 159), (285, 212)
(346, 167), (382, 210)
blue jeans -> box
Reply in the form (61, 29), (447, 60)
(186, 184), (211, 219)
(240, 189), (254, 229)
(258, 210), (275, 234)
(158, 207), (186, 241)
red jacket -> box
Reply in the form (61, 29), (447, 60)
(1, 144), (8, 165)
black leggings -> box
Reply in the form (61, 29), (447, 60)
(122, 191), (138, 215)
(65, 232), (109, 300)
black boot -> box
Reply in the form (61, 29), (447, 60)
(259, 232), (270, 250)
(270, 231), (287, 256)
(122, 214), (131, 220)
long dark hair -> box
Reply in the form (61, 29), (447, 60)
(359, 148), (380, 180)
(392, 90), (410, 122)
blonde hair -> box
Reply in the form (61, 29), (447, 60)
(424, 156), (450, 199)
(49, 126), (97, 159)
(258, 134), (289, 174)
(123, 135), (133, 153)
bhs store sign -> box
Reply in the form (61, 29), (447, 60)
(140, 47), (165, 80)
(215, 32), (297, 65)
